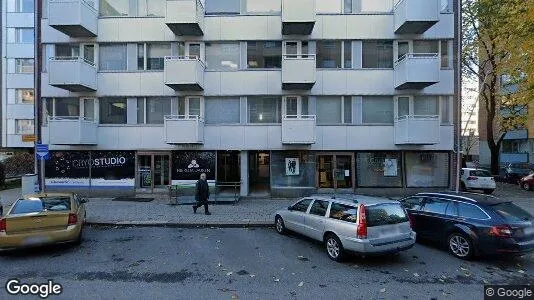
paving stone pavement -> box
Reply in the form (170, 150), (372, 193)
(0, 182), (532, 226)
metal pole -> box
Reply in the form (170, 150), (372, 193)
(455, 0), (463, 193)
(40, 158), (45, 193)
(34, 0), (42, 188)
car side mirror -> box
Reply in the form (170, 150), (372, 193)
(80, 198), (88, 204)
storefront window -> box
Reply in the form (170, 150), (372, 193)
(405, 152), (450, 187)
(271, 151), (316, 188)
(357, 152), (402, 187)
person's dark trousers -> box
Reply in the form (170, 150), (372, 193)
(193, 199), (209, 214)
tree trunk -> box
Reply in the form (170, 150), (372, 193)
(489, 143), (501, 175)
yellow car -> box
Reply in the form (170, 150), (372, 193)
(0, 193), (86, 250)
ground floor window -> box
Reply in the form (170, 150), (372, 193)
(405, 152), (450, 187)
(357, 152), (402, 187)
(271, 151), (316, 188)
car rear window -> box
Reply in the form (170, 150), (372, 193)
(329, 203), (357, 223)
(491, 202), (533, 223)
(10, 197), (71, 215)
(470, 170), (491, 177)
(366, 204), (409, 227)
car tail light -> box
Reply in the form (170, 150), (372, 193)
(467, 176), (478, 180)
(0, 218), (6, 232)
(356, 204), (367, 239)
(489, 225), (513, 238)
(408, 215), (415, 229)
(68, 213), (78, 226)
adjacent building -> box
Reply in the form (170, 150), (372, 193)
(39, 0), (458, 197)
(1, 0), (36, 152)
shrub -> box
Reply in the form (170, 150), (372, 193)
(0, 162), (5, 187)
(4, 152), (35, 178)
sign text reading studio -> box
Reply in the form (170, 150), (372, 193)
(71, 157), (127, 169)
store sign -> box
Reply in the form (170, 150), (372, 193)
(285, 158), (300, 176)
(172, 151), (216, 183)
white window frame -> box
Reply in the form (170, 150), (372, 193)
(15, 119), (35, 135)
(282, 96), (307, 117)
(395, 40), (452, 69)
(283, 41), (309, 56)
(185, 42), (205, 62)
(13, 28), (34, 44)
(179, 96), (204, 118)
(316, 40), (352, 69)
(15, 89), (35, 104)
(317, 96), (351, 124)
(82, 98), (97, 121)
(395, 95), (447, 119)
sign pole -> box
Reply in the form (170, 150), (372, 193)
(40, 158), (45, 193)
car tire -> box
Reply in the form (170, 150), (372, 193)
(523, 182), (532, 191)
(325, 234), (344, 262)
(447, 233), (474, 260)
(275, 215), (286, 235)
(483, 189), (494, 194)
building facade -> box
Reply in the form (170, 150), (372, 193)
(39, 0), (458, 197)
(1, 0), (36, 151)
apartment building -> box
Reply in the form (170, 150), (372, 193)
(39, 0), (458, 197)
(1, 0), (36, 151)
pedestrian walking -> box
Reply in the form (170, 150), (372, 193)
(193, 173), (211, 215)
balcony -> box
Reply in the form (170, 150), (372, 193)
(165, 0), (204, 36)
(282, 55), (316, 90)
(49, 57), (97, 92)
(48, 0), (98, 37)
(394, 115), (440, 145)
(394, 0), (439, 34)
(164, 56), (205, 91)
(504, 129), (528, 140)
(48, 117), (98, 145)
(282, 115), (316, 144)
(164, 116), (204, 144)
(500, 153), (529, 163)
(394, 53), (440, 90)
(282, 0), (316, 35)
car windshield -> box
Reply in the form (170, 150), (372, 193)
(470, 170), (492, 177)
(10, 197), (71, 215)
(491, 202), (533, 223)
(366, 203), (409, 227)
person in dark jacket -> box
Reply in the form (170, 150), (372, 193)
(193, 173), (211, 215)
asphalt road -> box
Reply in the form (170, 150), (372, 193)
(1, 227), (533, 300)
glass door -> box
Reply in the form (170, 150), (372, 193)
(318, 155), (334, 188)
(335, 155), (353, 189)
(317, 154), (354, 190)
(137, 153), (171, 190)
(154, 155), (170, 187)
(138, 155), (152, 189)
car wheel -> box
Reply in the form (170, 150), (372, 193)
(275, 215), (286, 235)
(523, 182), (532, 191)
(447, 233), (474, 260)
(325, 234), (344, 262)
(483, 189), (494, 194)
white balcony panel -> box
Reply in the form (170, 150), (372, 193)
(164, 116), (204, 144)
(6, 44), (34, 58)
(6, 13), (34, 27)
(313, 70), (394, 95)
(6, 135), (34, 148)
(282, 0), (315, 35)
(48, 117), (98, 145)
(164, 57), (205, 91)
(394, 116), (440, 145)
(49, 58), (97, 92)
(6, 74), (34, 88)
(394, 0), (440, 34)
(6, 105), (34, 119)
(282, 55), (316, 90)
(394, 54), (440, 90)
(166, 0), (204, 36)
(49, 0), (98, 37)
(282, 116), (316, 144)
(205, 71), (282, 96)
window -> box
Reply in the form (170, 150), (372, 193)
(457, 203), (488, 219)
(414, 96), (439, 116)
(421, 198), (449, 214)
(247, 42), (282, 69)
(402, 197), (425, 210)
(16, 119), (34, 134)
(316, 97), (351, 124)
(55, 98), (80, 117)
(205, 0), (240, 15)
(15, 59), (34, 73)
(440, 96), (450, 124)
(13, 28), (34, 44)
(357, 152), (403, 187)
(316, 41), (351, 69)
(441, 40), (450, 68)
(55, 44), (80, 58)
(244, 0), (281, 14)
(205, 43), (240, 71)
(99, 0), (129, 16)
(397, 96), (410, 118)
(178, 97), (203, 118)
(100, 98), (127, 124)
(362, 41), (393, 68)
(492, 202), (533, 223)
(15, 0), (34, 12)
(361, 0), (393, 12)
(309, 200), (329, 216)
(316, 0), (342, 13)
(137, 43), (171, 70)
(137, 0), (165, 17)
(84, 99), (95, 120)
(99, 44), (127, 71)
(291, 199), (313, 212)
(248, 97), (281, 123)
(441, 0), (451, 12)
(469, 170), (492, 177)
(15, 119), (34, 135)
(405, 152), (450, 187)
(137, 98), (171, 124)
(205, 98), (240, 124)
(366, 204), (408, 227)
(16, 89), (34, 104)
(362, 96), (394, 124)
(12, 197), (71, 215)
(329, 203), (358, 223)
(344, 0), (352, 13)
(413, 40), (439, 54)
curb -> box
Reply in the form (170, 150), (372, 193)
(86, 221), (273, 228)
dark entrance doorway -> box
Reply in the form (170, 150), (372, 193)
(249, 151), (270, 195)
(217, 151), (241, 194)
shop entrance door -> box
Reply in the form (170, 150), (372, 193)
(317, 153), (355, 192)
(249, 151), (270, 196)
(136, 153), (171, 192)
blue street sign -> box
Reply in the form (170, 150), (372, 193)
(36, 144), (49, 160)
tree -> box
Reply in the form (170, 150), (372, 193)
(462, 0), (534, 174)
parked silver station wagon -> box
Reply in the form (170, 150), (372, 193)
(275, 196), (416, 261)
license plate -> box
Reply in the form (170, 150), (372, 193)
(23, 236), (48, 246)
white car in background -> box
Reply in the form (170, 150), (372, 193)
(460, 168), (496, 194)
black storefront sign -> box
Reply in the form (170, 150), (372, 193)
(172, 151), (216, 182)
